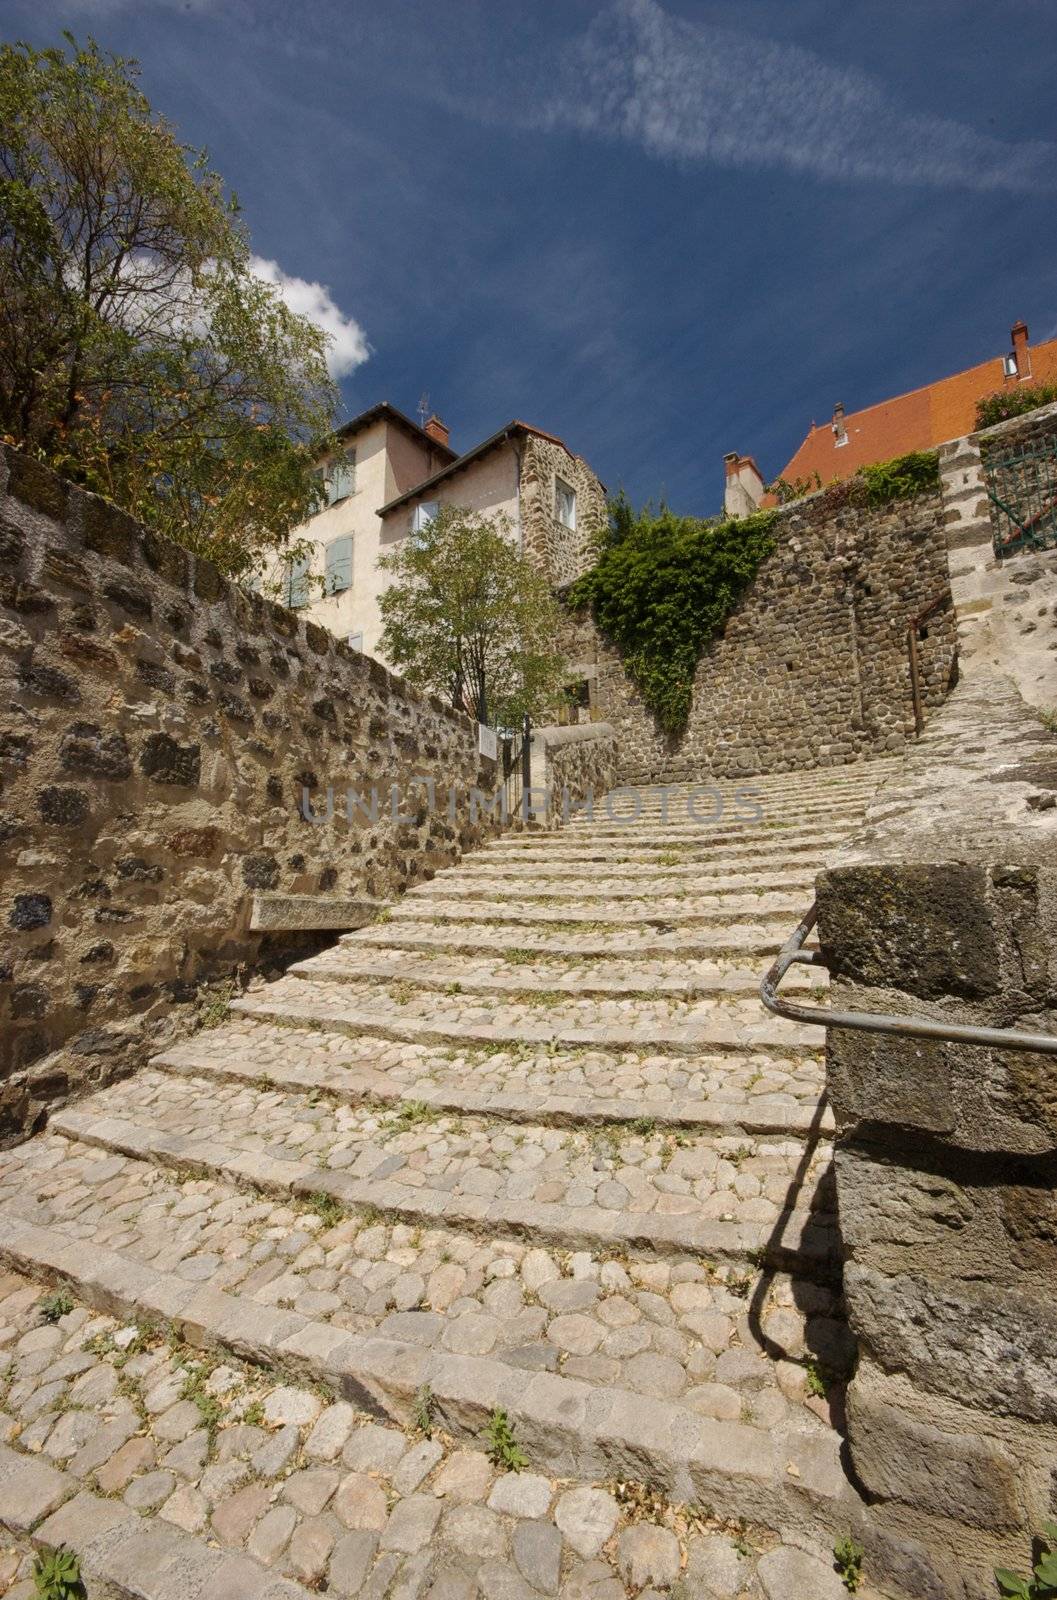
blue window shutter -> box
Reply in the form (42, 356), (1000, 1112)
(325, 535), (353, 594)
(286, 553), (311, 608)
(330, 450), (355, 502)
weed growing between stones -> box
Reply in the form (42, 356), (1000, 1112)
(37, 1286), (73, 1323)
(834, 1534), (864, 1593)
(383, 1100), (441, 1132)
(804, 1359), (829, 1399)
(995, 1521), (1057, 1597)
(411, 1383), (435, 1438)
(304, 1191), (345, 1229)
(32, 1546), (83, 1600)
(484, 1407), (527, 1471)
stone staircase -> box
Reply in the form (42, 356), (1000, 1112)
(0, 761), (900, 1598)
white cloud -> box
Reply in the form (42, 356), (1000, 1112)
(249, 256), (369, 377)
(475, 0), (1056, 193)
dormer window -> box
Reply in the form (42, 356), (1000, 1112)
(555, 478), (577, 529)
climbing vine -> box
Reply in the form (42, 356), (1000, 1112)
(567, 449), (942, 740)
(566, 499), (777, 738)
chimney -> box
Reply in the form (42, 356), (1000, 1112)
(424, 414), (450, 447)
(723, 453), (766, 518)
(832, 401), (847, 447)
(1011, 320), (1031, 379)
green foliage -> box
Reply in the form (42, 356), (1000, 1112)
(379, 504), (569, 727)
(484, 1407), (528, 1471)
(38, 1287), (73, 1323)
(0, 34), (340, 572)
(996, 1522), (1057, 1597)
(305, 1191), (345, 1229)
(977, 384), (1057, 429)
(178, 1361), (224, 1436)
(804, 1359), (829, 1398)
(768, 471), (822, 504)
(32, 1546), (84, 1600)
(834, 1534), (864, 1593)
(567, 500), (777, 736)
(857, 449), (940, 506)
(412, 1383), (435, 1438)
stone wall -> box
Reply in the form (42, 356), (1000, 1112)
(562, 483), (957, 783)
(527, 721), (618, 826)
(941, 402), (1057, 714)
(519, 433), (607, 589)
(816, 670), (1057, 1600)
(0, 447), (502, 1141)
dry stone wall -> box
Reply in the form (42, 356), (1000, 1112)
(0, 447), (501, 1141)
(563, 484), (956, 783)
(943, 402), (1057, 713)
(527, 721), (618, 825)
(816, 671), (1057, 1600)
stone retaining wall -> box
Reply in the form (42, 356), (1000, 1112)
(816, 670), (1057, 1600)
(527, 721), (618, 826)
(562, 483), (956, 783)
(0, 448), (501, 1141)
(942, 402), (1057, 713)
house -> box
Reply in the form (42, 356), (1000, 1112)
(724, 319), (1057, 515)
(274, 404), (605, 661)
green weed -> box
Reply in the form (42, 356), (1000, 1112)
(484, 1407), (527, 1471)
(834, 1535), (864, 1593)
(38, 1288), (74, 1324)
(996, 1520), (1057, 1597)
(32, 1546), (84, 1600)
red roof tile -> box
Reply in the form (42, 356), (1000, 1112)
(777, 326), (1057, 488)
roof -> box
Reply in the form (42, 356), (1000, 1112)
(777, 326), (1057, 487)
(377, 419), (573, 516)
(336, 401), (458, 464)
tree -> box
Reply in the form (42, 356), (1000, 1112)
(0, 35), (340, 572)
(378, 505), (569, 727)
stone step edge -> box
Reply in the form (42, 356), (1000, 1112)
(0, 1212), (856, 1537)
(150, 1039), (835, 1138)
(482, 835), (849, 860)
(383, 903), (807, 929)
(342, 929), (799, 960)
(456, 858), (827, 879)
(0, 1441), (314, 1600)
(49, 1106), (838, 1272)
(403, 880), (817, 904)
(228, 995), (822, 1060)
(288, 955), (820, 1001)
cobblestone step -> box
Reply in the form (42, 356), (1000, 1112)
(0, 1270), (869, 1600)
(460, 850), (829, 880)
(287, 946), (823, 1001)
(382, 895), (808, 929)
(48, 1068), (836, 1268)
(481, 827), (856, 861)
(0, 1139), (859, 1543)
(151, 1019), (830, 1134)
(404, 869), (818, 901)
(345, 922), (804, 960)
(229, 977), (822, 1059)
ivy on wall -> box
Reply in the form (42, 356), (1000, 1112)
(566, 450), (941, 740)
(977, 384), (1057, 429)
(567, 499), (777, 737)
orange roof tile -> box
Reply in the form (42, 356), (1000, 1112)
(777, 326), (1057, 488)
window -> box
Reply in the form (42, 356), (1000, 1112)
(409, 501), (439, 544)
(347, 632), (364, 653)
(284, 553), (311, 609)
(325, 535), (353, 594)
(327, 449), (356, 504)
(555, 478), (577, 529)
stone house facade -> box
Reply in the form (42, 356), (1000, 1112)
(279, 407), (605, 667)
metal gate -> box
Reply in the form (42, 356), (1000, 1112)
(984, 433), (1057, 558)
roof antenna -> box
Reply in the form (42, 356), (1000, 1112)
(417, 391), (430, 429)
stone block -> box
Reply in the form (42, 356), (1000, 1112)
(847, 1374), (1022, 1529)
(0, 1443), (69, 1530)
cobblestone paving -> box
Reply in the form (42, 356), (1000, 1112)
(157, 1016), (827, 1116)
(0, 1271), (869, 1600)
(0, 767), (899, 1596)
(0, 1133), (848, 1414)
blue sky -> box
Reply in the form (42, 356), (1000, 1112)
(9, 0), (1057, 511)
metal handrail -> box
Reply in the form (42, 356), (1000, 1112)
(760, 901), (1057, 1055)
